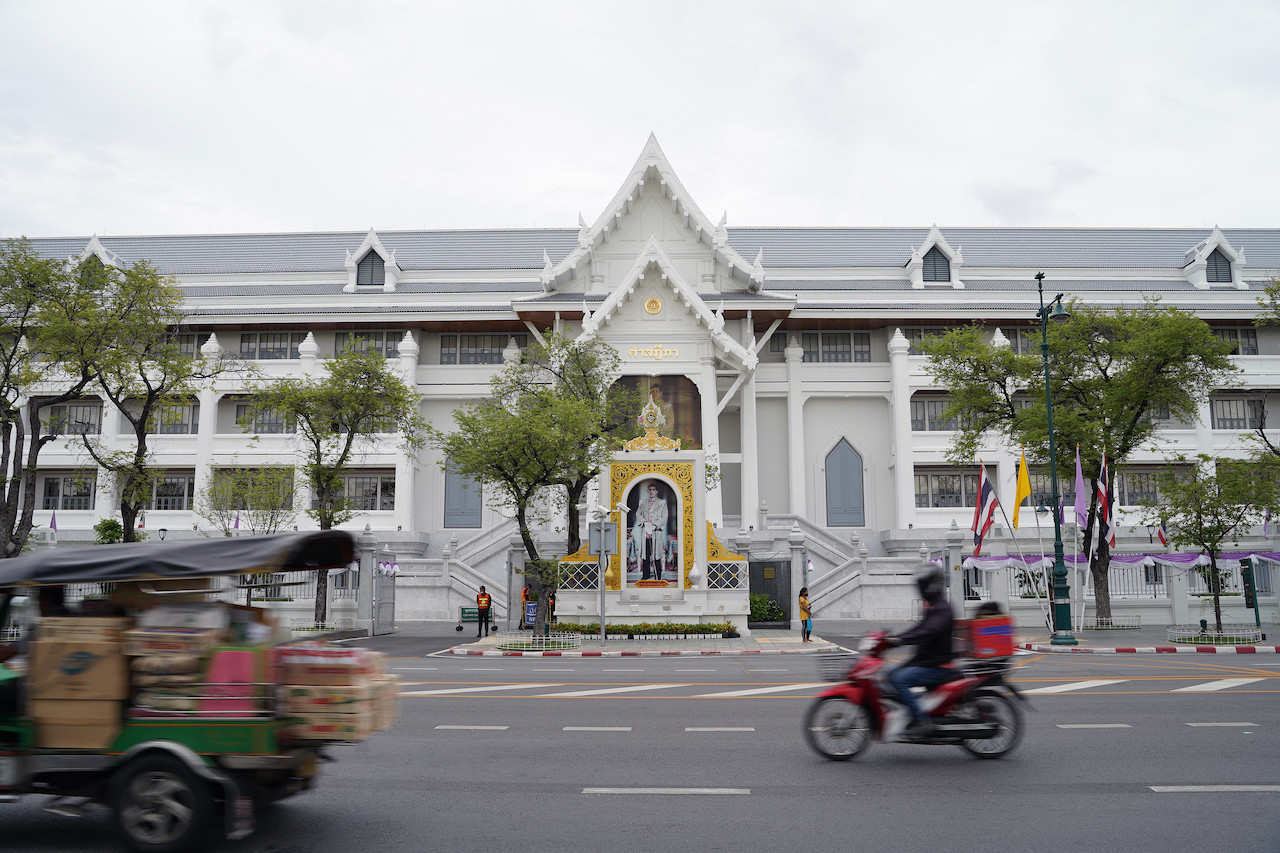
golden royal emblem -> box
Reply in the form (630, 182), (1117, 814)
(644, 297), (662, 315)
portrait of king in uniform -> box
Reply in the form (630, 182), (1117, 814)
(626, 478), (679, 585)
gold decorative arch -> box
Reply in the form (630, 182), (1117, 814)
(611, 461), (695, 590)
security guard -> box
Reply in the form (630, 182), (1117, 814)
(476, 586), (492, 637)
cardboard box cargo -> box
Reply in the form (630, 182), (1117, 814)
(282, 682), (376, 713)
(123, 627), (223, 657)
(36, 617), (132, 644)
(30, 699), (123, 749)
(138, 602), (229, 631)
(279, 646), (384, 686)
(28, 639), (129, 700)
(285, 710), (375, 741)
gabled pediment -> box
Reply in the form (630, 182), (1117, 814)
(578, 235), (757, 370)
(344, 229), (402, 292)
(906, 225), (964, 289)
(541, 134), (765, 293)
(1183, 225), (1247, 290)
(68, 235), (121, 270)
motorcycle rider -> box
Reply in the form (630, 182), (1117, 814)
(886, 566), (956, 734)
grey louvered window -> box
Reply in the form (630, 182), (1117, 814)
(825, 439), (864, 526)
(923, 246), (950, 282)
(357, 250), (385, 287)
(1206, 248), (1232, 283)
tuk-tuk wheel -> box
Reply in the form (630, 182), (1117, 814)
(111, 754), (219, 853)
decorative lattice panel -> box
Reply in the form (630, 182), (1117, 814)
(707, 561), (746, 590)
(559, 561), (600, 591)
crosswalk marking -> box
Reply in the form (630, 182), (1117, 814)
(402, 683), (563, 696)
(1171, 678), (1265, 692)
(1022, 679), (1128, 694)
(538, 683), (692, 697)
(694, 682), (827, 698)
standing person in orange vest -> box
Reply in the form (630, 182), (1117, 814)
(476, 586), (492, 638)
(798, 587), (812, 642)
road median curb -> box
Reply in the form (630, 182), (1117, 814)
(1021, 642), (1280, 654)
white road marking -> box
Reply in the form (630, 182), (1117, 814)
(603, 668), (644, 672)
(564, 726), (632, 731)
(464, 667), (504, 671)
(1172, 678), (1265, 692)
(402, 683), (563, 696)
(1185, 722), (1259, 727)
(532, 667), (577, 672)
(695, 682), (827, 698)
(747, 668), (788, 672)
(1057, 724), (1133, 729)
(1022, 680), (1128, 694)
(539, 683), (692, 697)
(674, 668), (717, 672)
(583, 787), (750, 795)
(435, 725), (509, 730)
(685, 726), (755, 732)
(1151, 785), (1280, 792)
(392, 667), (439, 671)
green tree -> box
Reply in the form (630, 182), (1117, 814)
(919, 298), (1238, 617)
(0, 240), (168, 557)
(196, 467), (298, 536)
(1145, 455), (1280, 632)
(430, 333), (634, 632)
(246, 347), (425, 624)
(73, 260), (236, 542)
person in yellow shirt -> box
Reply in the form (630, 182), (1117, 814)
(798, 587), (812, 643)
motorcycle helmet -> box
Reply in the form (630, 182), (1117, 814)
(916, 566), (946, 601)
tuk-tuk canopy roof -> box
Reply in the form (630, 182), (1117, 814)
(0, 531), (356, 587)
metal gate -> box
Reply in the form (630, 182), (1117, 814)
(372, 553), (397, 635)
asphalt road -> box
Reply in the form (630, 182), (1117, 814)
(4, 643), (1278, 853)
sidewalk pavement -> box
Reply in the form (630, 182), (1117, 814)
(355, 619), (1277, 657)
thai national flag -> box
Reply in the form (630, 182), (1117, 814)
(1157, 519), (1168, 547)
(970, 463), (999, 556)
(1096, 451), (1116, 548)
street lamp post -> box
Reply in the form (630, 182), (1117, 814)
(1036, 272), (1078, 646)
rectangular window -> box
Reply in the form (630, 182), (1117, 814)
(235, 404), (293, 434)
(910, 398), (956, 431)
(239, 332), (307, 360)
(1008, 328), (1038, 355)
(1144, 564), (1163, 584)
(336, 331), (401, 359)
(1028, 472), (1075, 512)
(169, 333), (212, 358)
(439, 334), (526, 365)
(310, 473), (396, 511)
(783, 331), (872, 363)
(1117, 471), (1159, 506)
(1214, 327), (1258, 356)
(43, 475), (96, 511)
(46, 403), (103, 436)
(1210, 396), (1264, 430)
(901, 327), (949, 356)
(151, 402), (199, 435)
(914, 467), (995, 509)
(148, 476), (196, 511)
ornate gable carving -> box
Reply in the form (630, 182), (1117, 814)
(344, 228), (402, 293)
(906, 225), (964, 290)
(1184, 225), (1247, 290)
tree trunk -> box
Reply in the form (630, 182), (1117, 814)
(1091, 540), (1112, 620)
(1208, 551), (1224, 633)
(565, 477), (588, 555)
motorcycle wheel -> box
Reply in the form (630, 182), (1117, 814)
(958, 692), (1023, 759)
(803, 696), (872, 761)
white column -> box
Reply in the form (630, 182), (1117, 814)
(741, 366), (759, 530)
(784, 336), (805, 518)
(92, 391), (122, 523)
(395, 453), (415, 533)
(888, 329), (915, 529)
(193, 388), (221, 516)
(697, 354), (722, 526)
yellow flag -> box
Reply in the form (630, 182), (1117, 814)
(1013, 452), (1032, 529)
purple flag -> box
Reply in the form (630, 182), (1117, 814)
(233, 511), (240, 530)
(50, 509), (57, 532)
(1073, 446), (1087, 528)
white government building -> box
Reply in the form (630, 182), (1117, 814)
(20, 136), (1280, 632)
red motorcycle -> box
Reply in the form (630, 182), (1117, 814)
(804, 630), (1028, 760)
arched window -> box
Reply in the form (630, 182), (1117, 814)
(825, 439), (864, 526)
(923, 246), (950, 282)
(356, 250), (385, 287)
(444, 461), (481, 528)
(1206, 248), (1232, 283)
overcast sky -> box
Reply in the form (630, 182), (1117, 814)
(3, 1), (1278, 239)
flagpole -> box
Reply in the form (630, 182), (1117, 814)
(1036, 272), (1077, 645)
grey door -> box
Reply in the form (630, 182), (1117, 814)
(825, 438), (865, 526)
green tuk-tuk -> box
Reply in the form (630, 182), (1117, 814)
(0, 530), (389, 852)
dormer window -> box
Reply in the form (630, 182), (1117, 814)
(78, 256), (108, 292)
(356, 251), (385, 287)
(923, 247), (950, 282)
(1206, 248), (1232, 283)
